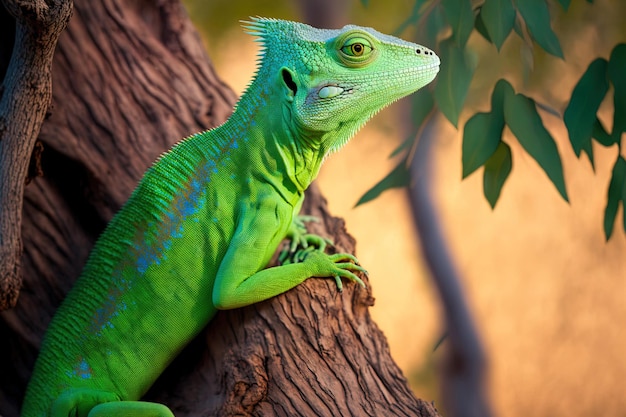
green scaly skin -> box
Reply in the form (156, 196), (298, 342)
(21, 17), (440, 416)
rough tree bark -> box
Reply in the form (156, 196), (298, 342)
(0, 0), (440, 415)
(0, 0), (73, 310)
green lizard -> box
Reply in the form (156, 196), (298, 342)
(21, 17), (439, 416)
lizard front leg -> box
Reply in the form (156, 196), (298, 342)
(212, 199), (365, 310)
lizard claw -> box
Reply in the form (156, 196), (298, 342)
(282, 214), (335, 263)
(298, 250), (367, 291)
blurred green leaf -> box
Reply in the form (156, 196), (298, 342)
(410, 88), (435, 130)
(481, 0), (516, 50)
(355, 158), (410, 207)
(504, 92), (569, 201)
(423, 3), (447, 47)
(603, 156), (626, 240)
(474, 10), (491, 42)
(394, 0), (430, 35)
(483, 142), (512, 208)
(434, 37), (476, 127)
(390, 89), (435, 157)
(580, 137), (595, 170)
(360, 0), (369, 7)
(491, 79), (514, 118)
(390, 132), (417, 159)
(512, 13), (535, 82)
(558, 0), (570, 10)
(592, 118), (615, 147)
(515, 0), (564, 58)
(564, 58), (609, 157)
(512, 11), (524, 39)
(442, 0), (474, 47)
(462, 113), (503, 178)
(608, 44), (626, 143)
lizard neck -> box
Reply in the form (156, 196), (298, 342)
(215, 79), (329, 201)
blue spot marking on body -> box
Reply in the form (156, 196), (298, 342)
(92, 296), (129, 335)
(131, 157), (216, 277)
(91, 146), (230, 333)
(66, 357), (93, 380)
(78, 359), (91, 378)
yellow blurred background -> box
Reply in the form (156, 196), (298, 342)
(183, 1), (626, 415)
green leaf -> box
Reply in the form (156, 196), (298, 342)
(360, 0), (369, 7)
(608, 44), (626, 143)
(603, 156), (626, 240)
(390, 89), (435, 157)
(592, 118), (615, 147)
(462, 112), (504, 178)
(515, 0), (564, 59)
(355, 158), (410, 207)
(481, 0), (516, 50)
(423, 3), (447, 48)
(504, 92), (569, 201)
(461, 79), (514, 178)
(434, 38), (476, 127)
(483, 142), (512, 208)
(558, 0), (570, 10)
(563, 58), (609, 157)
(442, 0), (474, 47)
(491, 79), (515, 119)
(474, 10), (492, 43)
(580, 137), (595, 170)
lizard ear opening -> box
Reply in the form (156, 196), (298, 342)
(280, 67), (298, 102)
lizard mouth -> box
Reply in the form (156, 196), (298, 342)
(422, 64), (440, 71)
(422, 60), (441, 70)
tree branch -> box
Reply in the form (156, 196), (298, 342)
(408, 114), (492, 417)
(0, 0), (72, 310)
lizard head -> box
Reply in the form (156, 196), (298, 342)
(242, 17), (440, 155)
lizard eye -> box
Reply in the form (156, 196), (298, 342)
(336, 32), (376, 67)
(340, 38), (372, 57)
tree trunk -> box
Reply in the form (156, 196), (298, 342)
(0, 1), (440, 415)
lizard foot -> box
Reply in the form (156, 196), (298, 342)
(301, 250), (367, 292)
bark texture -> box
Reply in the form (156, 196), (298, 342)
(0, 0), (73, 310)
(0, 0), (440, 415)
